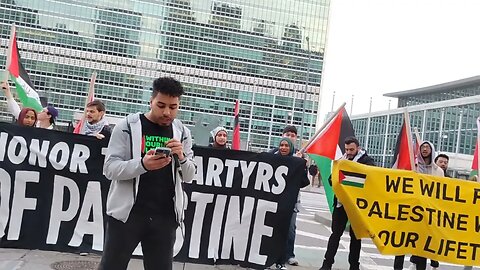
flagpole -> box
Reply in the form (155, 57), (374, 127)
(300, 102), (346, 153)
(477, 117), (480, 178)
(4, 24), (16, 81)
(74, 71), (97, 134)
(83, 71), (97, 115)
(403, 111), (414, 170)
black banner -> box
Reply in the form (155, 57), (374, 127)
(0, 122), (306, 268)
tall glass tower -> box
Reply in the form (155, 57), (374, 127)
(0, 0), (330, 150)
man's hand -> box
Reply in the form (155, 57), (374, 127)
(95, 133), (105, 139)
(142, 149), (172, 171)
(166, 139), (184, 160)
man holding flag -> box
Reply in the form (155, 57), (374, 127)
(77, 100), (110, 140)
(319, 136), (375, 270)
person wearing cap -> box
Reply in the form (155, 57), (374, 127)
(37, 105), (58, 129)
(1, 81), (58, 129)
(209, 126), (228, 148)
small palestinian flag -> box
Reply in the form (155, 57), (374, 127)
(339, 170), (367, 188)
(6, 25), (43, 112)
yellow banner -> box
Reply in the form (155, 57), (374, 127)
(332, 160), (480, 266)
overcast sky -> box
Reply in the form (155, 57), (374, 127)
(319, 0), (480, 118)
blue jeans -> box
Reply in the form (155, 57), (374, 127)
(285, 212), (297, 260)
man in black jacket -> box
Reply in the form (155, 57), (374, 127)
(319, 136), (375, 270)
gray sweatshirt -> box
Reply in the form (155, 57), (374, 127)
(103, 113), (196, 224)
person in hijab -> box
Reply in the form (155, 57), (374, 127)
(277, 137), (295, 156)
(273, 137), (310, 270)
(272, 137), (295, 270)
(17, 108), (37, 127)
(209, 126), (228, 148)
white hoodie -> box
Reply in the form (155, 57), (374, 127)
(416, 141), (444, 177)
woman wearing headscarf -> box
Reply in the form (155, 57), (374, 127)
(276, 137), (295, 156)
(209, 126), (228, 149)
(272, 137), (308, 269)
(17, 107), (37, 127)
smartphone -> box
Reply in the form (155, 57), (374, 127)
(154, 147), (171, 157)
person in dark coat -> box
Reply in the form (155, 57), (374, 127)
(320, 136), (375, 270)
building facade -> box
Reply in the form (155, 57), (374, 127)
(0, 0), (330, 150)
(351, 76), (480, 175)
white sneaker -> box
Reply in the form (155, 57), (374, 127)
(287, 257), (299, 266)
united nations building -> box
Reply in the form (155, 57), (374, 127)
(0, 0), (330, 151)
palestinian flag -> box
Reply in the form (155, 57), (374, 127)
(6, 25), (43, 112)
(232, 99), (240, 150)
(339, 170), (366, 188)
(305, 107), (354, 211)
(391, 112), (414, 170)
(470, 117), (480, 179)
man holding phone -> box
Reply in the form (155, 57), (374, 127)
(99, 77), (196, 270)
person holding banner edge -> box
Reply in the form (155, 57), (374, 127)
(98, 77), (196, 270)
(394, 141), (443, 270)
(319, 136), (375, 270)
(269, 125), (306, 268)
(270, 137), (310, 269)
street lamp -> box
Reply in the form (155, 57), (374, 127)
(439, 134), (448, 152)
(299, 36), (310, 149)
(286, 111), (292, 124)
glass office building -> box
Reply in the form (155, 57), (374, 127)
(0, 0), (330, 150)
(351, 76), (480, 174)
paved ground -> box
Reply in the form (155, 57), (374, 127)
(0, 248), (325, 270)
(0, 186), (472, 270)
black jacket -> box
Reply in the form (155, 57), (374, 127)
(357, 153), (375, 166)
(99, 125), (112, 141)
